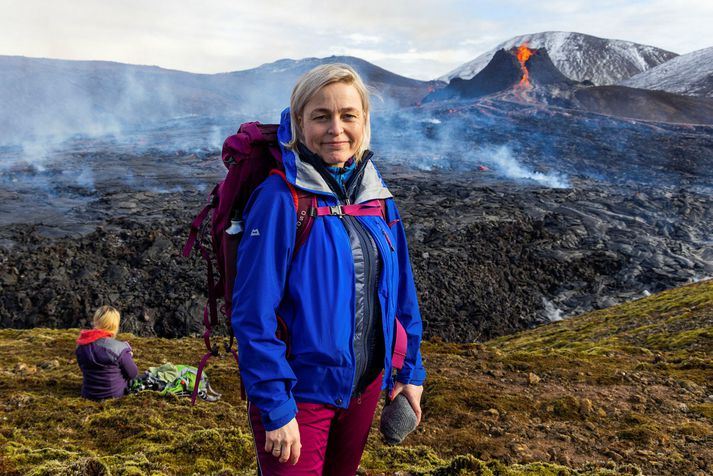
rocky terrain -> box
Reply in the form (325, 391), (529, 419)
(1, 96), (712, 341)
(1, 160), (711, 342)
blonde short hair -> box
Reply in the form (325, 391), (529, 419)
(93, 305), (120, 336)
(286, 63), (371, 161)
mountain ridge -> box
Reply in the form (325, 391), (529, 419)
(0, 54), (434, 145)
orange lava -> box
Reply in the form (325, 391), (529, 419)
(516, 44), (535, 87)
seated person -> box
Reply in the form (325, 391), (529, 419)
(76, 305), (138, 400)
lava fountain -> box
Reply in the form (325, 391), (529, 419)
(516, 44), (535, 87)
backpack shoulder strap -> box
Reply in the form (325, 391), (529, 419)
(269, 169), (317, 256)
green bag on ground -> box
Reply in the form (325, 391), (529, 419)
(131, 363), (221, 402)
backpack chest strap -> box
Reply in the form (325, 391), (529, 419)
(311, 201), (384, 218)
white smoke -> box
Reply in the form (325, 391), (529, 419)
(542, 298), (564, 322)
(479, 145), (570, 188)
(372, 110), (571, 189)
(74, 167), (95, 191)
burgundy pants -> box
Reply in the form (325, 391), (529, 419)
(248, 374), (383, 476)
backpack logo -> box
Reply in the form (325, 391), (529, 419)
(250, 228), (260, 237)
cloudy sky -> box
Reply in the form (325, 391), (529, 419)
(2, 0), (712, 79)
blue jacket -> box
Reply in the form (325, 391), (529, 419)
(231, 109), (426, 431)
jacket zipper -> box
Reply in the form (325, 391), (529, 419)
(343, 213), (379, 396)
(303, 148), (383, 401)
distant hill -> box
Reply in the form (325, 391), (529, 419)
(620, 47), (713, 97)
(227, 55), (434, 102)
(1, 279), (711, 474)
(442, 31), (677, 86)
(574, 85), (713, 124)
(0, 56), (230, 144)
(0, 55), (434, 145)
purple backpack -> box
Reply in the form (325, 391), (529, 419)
(183, 122), (407, 404)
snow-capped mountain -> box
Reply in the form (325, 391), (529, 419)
(619, 47), (713, 97)
(423, 43), (713, 125)
(441, 32), (677, 86)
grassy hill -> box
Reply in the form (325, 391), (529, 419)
(1, 279), (711, 475)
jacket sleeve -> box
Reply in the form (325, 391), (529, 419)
(386, 199), (427, 386)
(231, 176), (298, 431)
(118, 344), (139, 380)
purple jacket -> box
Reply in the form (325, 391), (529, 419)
(76, 330), (138, 400)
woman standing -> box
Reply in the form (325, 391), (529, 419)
(232, 64), (425, 475)
(76, 305), (138, 400)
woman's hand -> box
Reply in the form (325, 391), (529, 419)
(391, 382), (424, 425)
(265, 417), (301, 465)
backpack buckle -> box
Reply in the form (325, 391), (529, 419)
(329, 205), (344, 216)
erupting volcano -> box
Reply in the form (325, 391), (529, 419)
(516, 44), (535, 87)
(423, 46), (573, 102)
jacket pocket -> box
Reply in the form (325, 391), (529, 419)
(381, 228), (395, 251)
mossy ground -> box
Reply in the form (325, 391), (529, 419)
(1, 280), (712, 475)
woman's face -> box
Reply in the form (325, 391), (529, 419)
(300, 82), (365, 167)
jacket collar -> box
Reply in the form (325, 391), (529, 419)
(277, 108), (392, 203)
(76, 329), (114, 345)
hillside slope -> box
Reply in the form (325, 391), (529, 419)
(620, 47), (713, 97)
(1, 279), (711, 475)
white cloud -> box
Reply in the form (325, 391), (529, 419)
(1, 0), (712, 79)
(345, 34), (383, 46)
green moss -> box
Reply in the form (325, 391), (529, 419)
(644, 327), (713, 350)
(427, 455), (493, 475)
(490, 280), (713, 355)
(361, 445), (446, 471)
(3, 444), (81, 467)
(3, 279), (713, 475)
(497, 462), (574, 475)
(115, 467), (149, 476)
(537, 396), (594, 421)
(616, 426), (661, 444)
(23, 457), (108, 476)
(676, 422), (709, 438)
(84, 407), (148, 447)
(616, 413), (663, 444)
(690, 403), (713, 421)
(422, 457), (633, 476)
(167, 428), (255, 469)
(96, 452), (169, 475)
